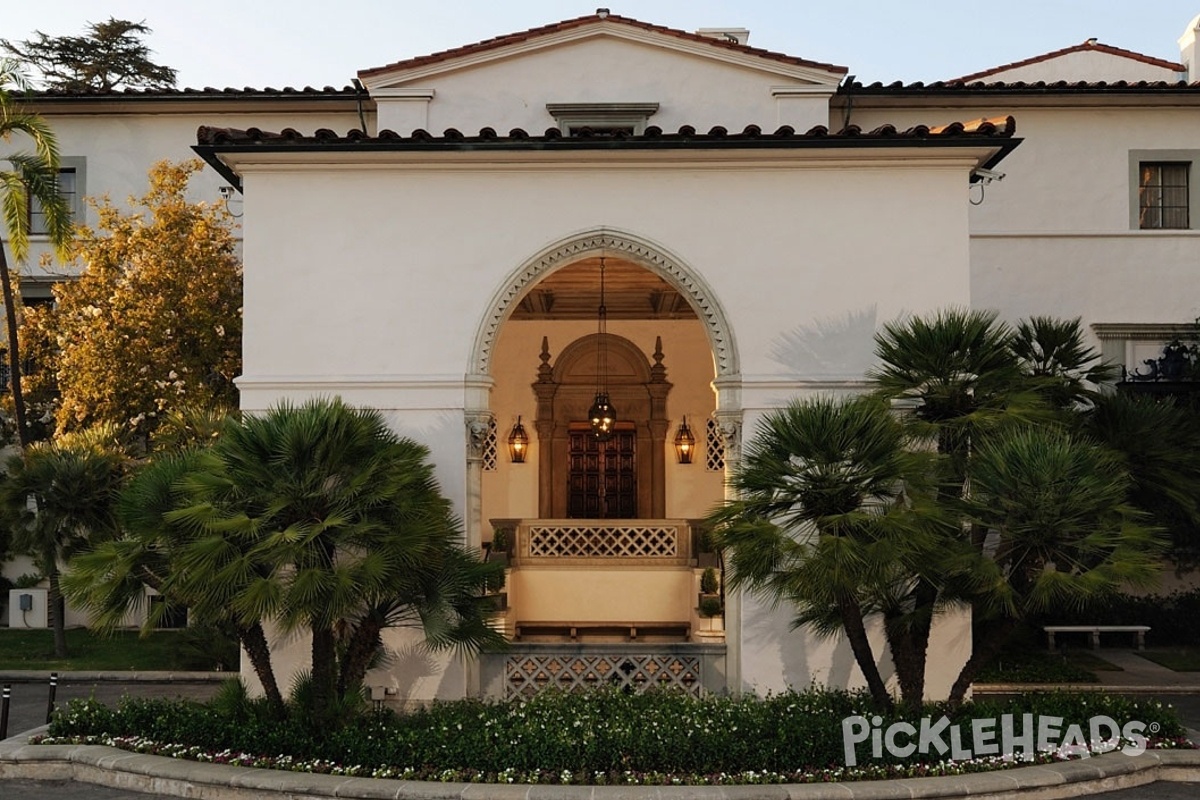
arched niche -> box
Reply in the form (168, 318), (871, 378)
(533, 332), (671, 519)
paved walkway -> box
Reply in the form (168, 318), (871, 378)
(1093, 650), (1200, 689)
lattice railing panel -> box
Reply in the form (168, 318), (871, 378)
(527, 525), (678, 558)
(706, 418), (725, 472)
(505, 653), (702, 697)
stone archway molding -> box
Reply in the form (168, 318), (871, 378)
(469, 228), (739, 380)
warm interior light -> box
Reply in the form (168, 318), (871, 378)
(507, 416), (529, 463)
(590, 256), (617, 440)
(673, 416), (695, 464)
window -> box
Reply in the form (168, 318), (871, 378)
(1130, 151), (1195, 231)
(28, 157), (85, 235)
(1139, 162), (1189, 229)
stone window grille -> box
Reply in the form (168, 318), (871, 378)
(482, 417), (498, 472)
(705, 418), (725, 472)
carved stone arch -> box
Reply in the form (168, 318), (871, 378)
(469, 229), (739, 380)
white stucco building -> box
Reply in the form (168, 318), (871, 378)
(4, 10), (1200, 703)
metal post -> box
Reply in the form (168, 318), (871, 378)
(1, 684), (10, 739)
(45, 672), (58, 725)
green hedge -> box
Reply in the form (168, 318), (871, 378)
(1041, 588), (1200, 646)
(46, 687), (1187, 780)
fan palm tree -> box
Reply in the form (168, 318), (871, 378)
(0, 59), (73, 448)
(70, 397), (502, 725)
(947, 426), (1161, 705)
(708, 395), (935, 709)
(1078, 392), (1200, 566)
(1011, 316), (1115, 410)
(0, 425), (124, 657)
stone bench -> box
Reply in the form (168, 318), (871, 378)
(1044, 625), (1150, 651)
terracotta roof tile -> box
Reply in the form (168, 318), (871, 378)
(196, 117), (1016, 148)
(30, 85), (358, 99)
(843, 79), (1200, 94)
(358, 12), (847, 79)
(953, 40), (1185, 83)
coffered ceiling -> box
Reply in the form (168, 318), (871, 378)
(509, 257), (697, 321)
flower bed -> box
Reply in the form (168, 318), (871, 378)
(35, 688), (1193, 786)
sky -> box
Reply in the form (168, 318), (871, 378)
(2, 1), (1199, 89)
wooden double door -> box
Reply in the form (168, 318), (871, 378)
(567, 423), (637, 518)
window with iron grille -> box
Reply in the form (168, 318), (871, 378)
(1139, 162), (1189, 230)
(705, 418), (725, 472)
(482, 417), (498, 471)
(29, 160), (84, 235)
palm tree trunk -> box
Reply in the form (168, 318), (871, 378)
(836, 593), (893, 711)
(947, 618), (1017, 708)
(239, 622), (285, 715)
(311, 625), (336, 723)
(884, 609), (925, 711)
(338, 612), (384, 699)
(47, 565), (68, 658)
(0, 251), (29, 447)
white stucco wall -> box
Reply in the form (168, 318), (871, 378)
(231, 147), (976, 700)
(848, 104), (1200, 334)
(0, 107), (360, 277)
(372, 35), (834, 135)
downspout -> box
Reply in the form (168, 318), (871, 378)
(352, 78), (368, 134)
(840, 74), (856, 130)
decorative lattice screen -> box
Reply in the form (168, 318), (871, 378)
(505, 653), (702, 697)
(705, 418), (725, 472)
(482, 418), (498, 472)
(527, 524), (678, 558)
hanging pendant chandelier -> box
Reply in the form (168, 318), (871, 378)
(589, 256), (617, 440)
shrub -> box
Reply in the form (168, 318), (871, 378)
(700, 567), (719, 595)
(45, 687), (1188, 783)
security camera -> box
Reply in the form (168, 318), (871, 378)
(972, 167), (1005, 183)
(218, 185), (235, 198)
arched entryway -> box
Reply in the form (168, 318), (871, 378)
(468, 230), (741, 695)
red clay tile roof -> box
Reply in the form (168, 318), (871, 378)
(842, 79), (1200, 94)
(953, 40), (1185, 83)
(358, 12), (848, 79)
(195, 118), (1019, 191)
(197, 117), (1015, 148)
(28, 85), (358, 99)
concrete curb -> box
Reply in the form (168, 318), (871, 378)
(2, 731), (1199, 800)
(0, 671), (230, 684)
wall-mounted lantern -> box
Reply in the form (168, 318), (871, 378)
(673, 416), (695, 464)
(507, 416), (529, 463)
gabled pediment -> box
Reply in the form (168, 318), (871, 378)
(954, 40), (1185, 84)
(359, 12), (847, 92)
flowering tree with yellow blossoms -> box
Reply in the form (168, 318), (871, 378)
(22, 159), (241, 443)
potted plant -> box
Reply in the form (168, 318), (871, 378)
(694, 524), (721, 569)
(698, 566), (720, 607)
(488, 526), (513, 565)
(698, 595), (724, 632)
(483, 567), (507, 613)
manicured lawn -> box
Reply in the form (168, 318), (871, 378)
(0, 629), (228, 671)
(1139, 648), (1200, 672)
(976, 649), (1112, 683)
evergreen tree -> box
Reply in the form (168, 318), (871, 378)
(2, 19), (176, 92)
